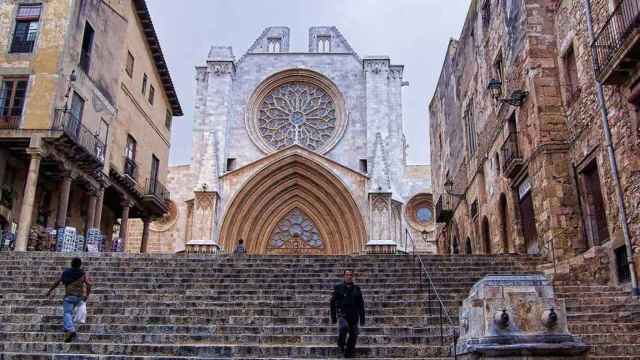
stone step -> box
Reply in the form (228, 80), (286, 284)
(0, 314), (448, 327)
(0, 342), (451, 358)
(0, 331), (455, 346)
(0, 353), (453, 360)
(0, 323), (457, 337)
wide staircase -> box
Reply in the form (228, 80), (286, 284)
(554, 280), (640, 360)
(0, 252), (540, 359)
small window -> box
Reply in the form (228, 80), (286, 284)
(494, 51), (505, 98)
(149, 84), (155, 105)
(495, 153), (501, 175)
(10, 4), (42, 53)
(267, 37), (282, 53)
(126, 51), (135, 78)
(470, 200), (479, 220)
(226, 158), (236, 172)
(79, 22), (95, 73)
(317, 36), (331, 53)
(165, 110), (172, 129)
(0, 78), (29, 123)
(142, 74), (148, 95)
(464, 100), (477, 155)
(563, 44), (580, 105)
(359, 159), (368, 173)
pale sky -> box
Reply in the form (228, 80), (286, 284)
(146, 0), (470, 165)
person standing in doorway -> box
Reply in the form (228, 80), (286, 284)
(46, 257), (92, 342)
(233, 239), (246, 255)
(330, 269), (365, 358)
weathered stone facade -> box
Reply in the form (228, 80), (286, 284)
(144, 27), (434, 255)
(0, 0), (182, 253)
(430, 0), (639, 288)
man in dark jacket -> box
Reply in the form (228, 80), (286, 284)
(330, 269), (365, 358)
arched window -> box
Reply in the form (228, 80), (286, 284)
(482, 217), (491, 254)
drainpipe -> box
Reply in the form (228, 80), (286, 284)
(582, 0), (639, 297)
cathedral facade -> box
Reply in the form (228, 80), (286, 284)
(144, 27), (434, 255)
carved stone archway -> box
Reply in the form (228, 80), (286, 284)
(218, 153), (366, 255)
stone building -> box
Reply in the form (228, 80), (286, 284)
(0, 0), (182, 252)
(429, 0), (639, 288)
(138, 27), (435, 255)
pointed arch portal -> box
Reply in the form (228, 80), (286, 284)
(218, 153), (367, 255)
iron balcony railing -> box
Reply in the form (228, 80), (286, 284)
(144, 178), (170, 202)
(406, 229), (459, 358)
(501, 131), (521, 174)
(0, 115), (21, 129)
(123, 157), (138, 180)
(52, 109), (106, 164)
(435, 193), (455, 223)
(9, 39), (35, 53)
(592, 0), (640, 80)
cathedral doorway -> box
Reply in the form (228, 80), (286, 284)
(218, 152), (366, 255)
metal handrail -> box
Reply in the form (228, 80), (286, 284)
(406, 228), (458, 358)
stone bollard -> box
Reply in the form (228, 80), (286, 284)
(456, 275), (588, 359)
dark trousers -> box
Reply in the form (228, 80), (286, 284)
(337, 317), (359, 356)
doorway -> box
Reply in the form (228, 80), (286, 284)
(517, 178), (539, 255)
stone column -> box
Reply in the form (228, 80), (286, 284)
(15, 148), (42, 251)
(118, 201), (132, 252)
(55, 173), (73, 229)
(85, 191), (97, 237)
(140, 217), (151, 253)
(93, 186), (105, 229)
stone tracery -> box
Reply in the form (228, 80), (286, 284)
(257, 82), (337, 151)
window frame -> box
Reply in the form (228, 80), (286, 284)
(79, 21), (95, 74)
(149, 84), (155, 105)
(562, 43), (581, 106)
(125, 51), (135, 78)
(9, 4), (42, 54)
(0, 77), (29, 121)
(165, 109), (172, 130)
(125, 134), (137, 161)
(142, 73), (148, 96)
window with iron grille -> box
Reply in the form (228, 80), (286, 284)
(126, 51), (135, 78)
(10, 4), (42, 53)
(494, 51), (505, 98)
(79, 22), (94, 74)
(0, 78), (28, 123)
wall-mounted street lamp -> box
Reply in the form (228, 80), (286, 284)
(444, 177), (464, 198)
(487, 79), (528, 107)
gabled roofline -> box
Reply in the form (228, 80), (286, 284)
(133, 0), (183, 116)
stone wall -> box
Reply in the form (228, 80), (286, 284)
(430, 0), (639, 286)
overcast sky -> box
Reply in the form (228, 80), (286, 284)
(146, 0), (470, 166)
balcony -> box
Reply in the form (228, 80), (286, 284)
(0, 115), (21, 129)
(141, 178), (170, 216)
(124, 157), (138, 182)
(51, 109), (106, 171)
(593, 0), (640, 84)
(435, 193), (454, 224)
(501, 131), (524, 179)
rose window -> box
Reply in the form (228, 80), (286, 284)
(269, 208), (323, 249)
(257, 82), (337, 151)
